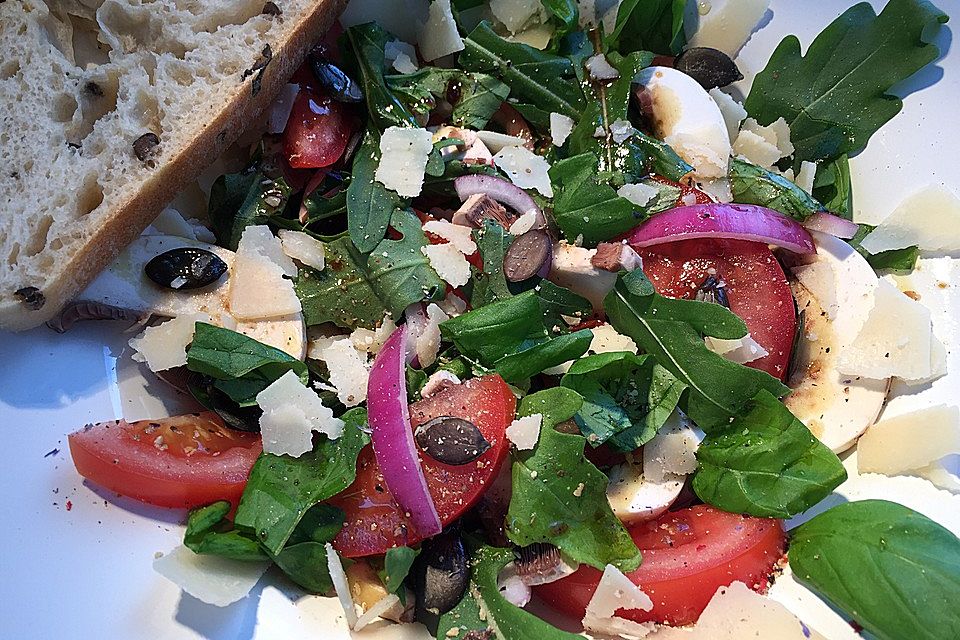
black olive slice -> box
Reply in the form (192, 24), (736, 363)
(674, 47), (743, 90)
(412, 528), (469, 634)
(309, 48), (363, 103)
(415, 416), (490, 465)
(504, 229), (552, 283)
(144, 247), (228, 291)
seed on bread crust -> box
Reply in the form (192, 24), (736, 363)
(133, 133), (160, 162)
(14, 286), (45, 310)
(241, 44), (273, 96)
(261, 2), (282, 16)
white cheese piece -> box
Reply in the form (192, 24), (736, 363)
(697, 177), (732, 203)
(611, 119), (634, 143)
(406, 303), (449, 368)
(148, 207), (200, 240)
(490, 0), (542, 33)
(589, 324), (638, 354)
(739, 116), (794, 158)
(418, 0), (464, 61)
(325, 543), (359, 629)
(643, 413), (703, 482)
(617, 182), (659, 207)
(421, 370), (462, 398)
(375, 127), (434, 198)
(548, 242), (618, 310)
(837, 279), (934, 381)
(319, 338), (371, 407)
(550, 112), (575, 147)
(392, 52), (419, 74)
(476, 130), (529, 153)
(583, 565), (655, 638)
(257, 370), (345, 456)
(795, 160), (817, 194)
(793, 260), (839, 319)
(438, 291), (468, 317)
(229, 226), (301, 320)
(705, 332), (769, 364)
(278, 229), (325, 271)
(912, 460), (960, 493)
(683, 0), (772, 58)
(607, 459), (684, 524)
(858, 405), (960, 476)
(375, 315), (398, 351)
(493, 146), (554, 197)
(708, 88), (747, 143)
(860, 185), (960, 253)
(585, 54), (620, 80)
(422, 220), (478, 255)
(384, 39), (418, 67)
(154, 545), (269, 608)
(354, 593), (401, 632)
(733, 128), (782, 169)
(129, 313), (209, 372)
(421, 242), (471, 287)
(506, 414), (543, 450)
(508, 22), (555, 50)
(235, 314), (306, 360)
(509, 211), (539, 236)
(266, 83), (300, 135)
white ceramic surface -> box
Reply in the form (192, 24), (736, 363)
(1, 1), (958, 638)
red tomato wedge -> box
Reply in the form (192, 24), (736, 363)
(283, 88), (354, 169)
(535, 506), (786, 626)
(636, 238), (796, 380)
(331, 375), (516, 557)
(68, 412), (262, 509)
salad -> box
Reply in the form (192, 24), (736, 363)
(59, 0), (960, 638)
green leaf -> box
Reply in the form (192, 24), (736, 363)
(386, 67), (510, 130)
(345, 23), (419, 131)
(184, 502), (268, 561)
(632, 130), (694, 181)
(302, 186), (348, 225)
(460, 21), (585, 128)
(729, 158), (823, 220)
(692, 390), (846, 518)
(494, 329), (593, 383)
(790, 500), (960, 640)
(561, 352), (685, 450)
(470, 219), (514, 307)
(849, 224), (920, 272)
(744, 0), (949, 166)
(536, 280), (592, 332)
(812, 154), (853, 219)
(441, 290), (549, 365)
(604, 270), (788, 429)
(208, 172), (293, 251)
(541, 0), (579, 38)
(234, 408), (370, 555)
(608, 0), (687, 55)
(378, 546), (420, 595)
(347, 130), (407, 253)
(507, 388), (643, 571)
(186, 323), (309, 406)
(272, 504), (346, 593)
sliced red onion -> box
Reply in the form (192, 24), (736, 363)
(454, 174), (544, 225)
(802, 211), (859, 240)
(366, 324), (442, 537)
(628, 203), (816, 255)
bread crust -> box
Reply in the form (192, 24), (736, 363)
(0, 0), (348, 331)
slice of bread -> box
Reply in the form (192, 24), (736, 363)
(0, 0), (346, 330)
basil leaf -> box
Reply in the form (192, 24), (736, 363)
(692, 390), (846, 517)
(272, 504), (346, 593)
(386, 67), (510, 130)
(460, 21), (584, 128)
(632, 130), (693, 181)
(209, 172), (292, 251)
(184, 501), (268, 561)
(494, 329), (593, 383)
(507, 388), (643, 571)
(744, 0), (948, 167)
(790, 500), (960, 640)
(604, 270), (788, 429)
(378, 546), (420, 595)
(470, 219), (514, 307)
(186, 323), (309, 406)
(345, 23), (418, 131)
(729, 158), (822, 220)
(441, 290), (550, 365)
(234, 408), (370, 555)
(812, 154), (853, 219)
(536, 280), (592, 332)
(541, 0), (579, 38)
(302, 186), (348, 225)
(849, 224), (920, 272)
(347, 130), (407, 253)
(608, 0), (687, 55)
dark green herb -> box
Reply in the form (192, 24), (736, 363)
(608, 0), (687, 55)
(208, 172), (292, 250)
(386, 67), (510, 130)
(536, 280), (592, 332)
(378, 546), (421, 595)
(729, 158), (823, 220)
(272, 504), (346, 592)
(469, 219), (514, 307)
(494, 329), (593, 382)
(812, 154), (853, 219)
(849, 224), (920, 272)
(347, 130), (407, 253)
(184, 501), (268, 561)
(345, 23), (419, 131)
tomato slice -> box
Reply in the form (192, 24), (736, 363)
(331, 375), (516, 557)
(535, 505), (786, 626)
(68, 412), (262, 509)
(283, 88), (354, 169)
(650, 175), (713, 206)
(636, 238), (796, 380)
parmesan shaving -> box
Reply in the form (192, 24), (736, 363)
(582, 565), (655, 638)
(153, 545), (268, 608)
(643, 415), (703, 483)
(586, 54), (620, 80)
(423, 219), (478, 255)
(229, 225), (301, 320)
(733, 129), (781, 169)
(354, 593), (401, 631)
(618, 182), (660, 207)
(375, 127), (434, 197)
(257, 370), (345, 456)
(705, 333), (769, 364)
(129, 313), (209, 372)
(708, 88), (747, 143)
(860, 185), (960, 253)
(506, 414), (543, 450)
(278, 229), (325, 271)
(325, 543), (359, 629)
(589, 324), (638, 355)
(422, 242), (471, 287)
(493, 146), (554, 197)
(683, 0), (772, 57)
(509, 211), (538, 236)
(550, 112), (575, 146)
(319, 337), (371, 407)
(858, 405), (960, 476)
(418, 0), (464, 61)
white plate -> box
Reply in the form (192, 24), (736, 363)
(1, 1), (957, 638)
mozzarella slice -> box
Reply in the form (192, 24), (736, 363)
(418, 0), (464, 61)
(375, 127), (434, 198)
(860, 184), (960, 254)
(858, 405), (960, 476)
(607, 458), (684, 524)
(583, 565), (654, 638)
(229, 225), (301, 321)
(129, 313), (209, 372)
(278, 229), (325, 271)
(256, 370), (344, 456)
(154, 545), (268, 608)
(506, 414), (543, 450)
(683, 0), (772, 57)
(643, 413), (703, 483)
(493, 146), (553, 197)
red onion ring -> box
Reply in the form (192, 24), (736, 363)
(627, 203), (816, 255)
(802, 211), (859, 240)
(454, 174), (544, 226)
(366, 324), (442, 537)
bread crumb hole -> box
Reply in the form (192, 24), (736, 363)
(76, 176), (105, 217)
(0, 60), (19, 80)
(25, 216), (54, 258)
(7, 242), (20, 266)
(53, 93), (79, 123)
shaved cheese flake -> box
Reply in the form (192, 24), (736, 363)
(733, 128), (781, 169)
(509, 211), (538, 236)
(422, 242), (471, 287)
(229, 225), (301, 320)
(618, 182), (660, 207)
(476, 130), (528, 153)
(418, 0), (463, 61)
(235, 313), (306, 360)
(508, 22), (555, 49)
(494, 146), (553, 197)
(709, 88), (747, 143)
(507, 414), (543, 450)
(423, 219), (478, 255)
(697, 177), (733, 203)
(793, 260), (840, 319)
(154, 545), (268, 607)
(837, 279), (934, 380)
(406, 303), (449, 368)
(589, 324), (638, 354)
(550, 112), (575, 146)
(325, 543), (359, 628)
(684, 0), (771, 57)
(705, 333), (769, 364)
(490, 0), (542, 33)
(643, 415), (703, 482)
(384, 39), (417, 66)
(858, 405), (960, 476)
(583, 565), (655, 638)
(745, 117), (794, 158)
(354, 593), (401, 631)
(422, 370), (462, 398)
(257, 370), (345, 456)
(861, 185), (960, 253)
(795, 161), (817, 194)
(912, 460), (960, 493)
(666, 131), (728, 179)
(148, 207), (200, 240)
(319, 338), (371, 407)
(375, 127), (433, 197)
(586, 54), (620, 80)
(129, 313), (209, 372)
(278, 229), (325, 271)
(392, 52), (418, 74)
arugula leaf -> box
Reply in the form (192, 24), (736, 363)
(186, 323), (309, 406)
(729, 158), (823, 220)
(302, 185), (348, 225)
(470, 219), (514, 307)
(208, 172), (293, 251)
(790, 500), (960, 640)
(507, 388), (642, 571)
(812, 154), (853, 219)
(347, 130), (407, 253)
(692, 390), (846, 518)
(604, 270), (788, 429)
(378, 546), (420, 595)
(184, 502), (268, 561)
(345, 23), (418, 131)
(633, 130), (694, 181)
(386, 67), (510, 130)
(561, 352), (685, 450)
(536, 280), (592, 332)
(744, 0), (949, 166)
(272, 504), (345, 593)
(541, 0), (579, 38)
(494, 329), (593, 383)
(460, 21), (584, 128)
(234, 408), (370, 555)
(608, 0), (687, 55)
